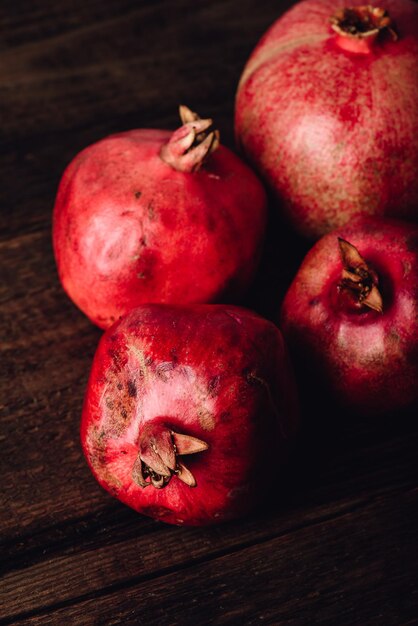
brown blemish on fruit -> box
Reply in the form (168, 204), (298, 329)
(208, 375), (220, 397)
(105, 397), (115, 409)
(389, 329), (400, 343)
(198, 409), (216, 431)
(155, 362), (175, 381)
(108, 348), (124, 374)
(128, 346), (153, 384)
(242, 367), (265, 385)
(89, 431), (123, 490)
(97, 360), (139, 437)
(217, 411), (231, 425)
(134, 248), (157, 282)
(107, 485), (120, 497)
(402, 260), (412, 276)
(141, 505), (172, 519)
(244, 369), (283, 430)
(98, 429), (106, 441)
(246, 370), (268, 388)
(134, 190), (142, 199)
(127, 380), (137, 397)
(148, 201), (156, 220)
(103, 391), (134, 435)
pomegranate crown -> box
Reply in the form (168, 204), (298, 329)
(160, 105), (220, 173)
(331, 5), (397, 42)
(132, 423), (209, 489)
(337, 238), (383, 313)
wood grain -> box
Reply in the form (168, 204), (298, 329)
(1, 1), (417, 624)
(4, 490), (417, 625)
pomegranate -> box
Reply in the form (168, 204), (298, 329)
(235, 0), (418, 238)
(281, 216), (418, 415)
(81, 304), (299, 525)
(53, 106), (267, 328)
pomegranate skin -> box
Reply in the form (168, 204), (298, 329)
(81, 304), (299, 526)
(235, 0), (418, 238)
(281, 217), (418, 415)
(53, 126), (267, 329)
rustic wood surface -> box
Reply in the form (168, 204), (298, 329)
(1, 1), (417, 624)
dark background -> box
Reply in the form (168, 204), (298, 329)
(1, 1), (417, 624)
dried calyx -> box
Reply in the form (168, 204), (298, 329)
(132, 422), (209, 489)
(337, 238), (383, 313)
(331, 6), (397, 41)
(160, 105), (220, 173)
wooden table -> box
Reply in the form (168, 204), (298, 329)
(1, 1), (417, 624)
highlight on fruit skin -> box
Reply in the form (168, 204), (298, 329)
(53, 106), (267, 329)
(81, 303), (299, 526)
(280, 216), (418, 415)
(235, 0), (418, 239)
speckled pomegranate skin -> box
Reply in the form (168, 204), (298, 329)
(281, 217), (418, 414)
(53, 129), (267, 328)
(235, 0), (418, 238)
(81, 304), (299, 526)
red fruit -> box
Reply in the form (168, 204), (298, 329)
(281, 217), (418, 415)
(81, 304), (298, 526)
(53, 106), (267, 328)
(235, 0), (418, 238)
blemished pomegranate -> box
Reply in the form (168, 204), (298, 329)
(53, 106), (267, 328)
(281, 216), (418, 415)
(235, 0), (418, 239)
(81, 304), (299, 525)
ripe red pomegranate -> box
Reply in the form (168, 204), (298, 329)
(281, 217), (418, 415)
(53, 106), (267, 328)
(235, 0), (418, 238)
(81, 304), (299, 525)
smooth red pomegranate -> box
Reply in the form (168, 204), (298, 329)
(53, 106), (267, 328)
(81, 304), (299, 525)
(235, 0), (418, 238)
(281, 216), (418, 415)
